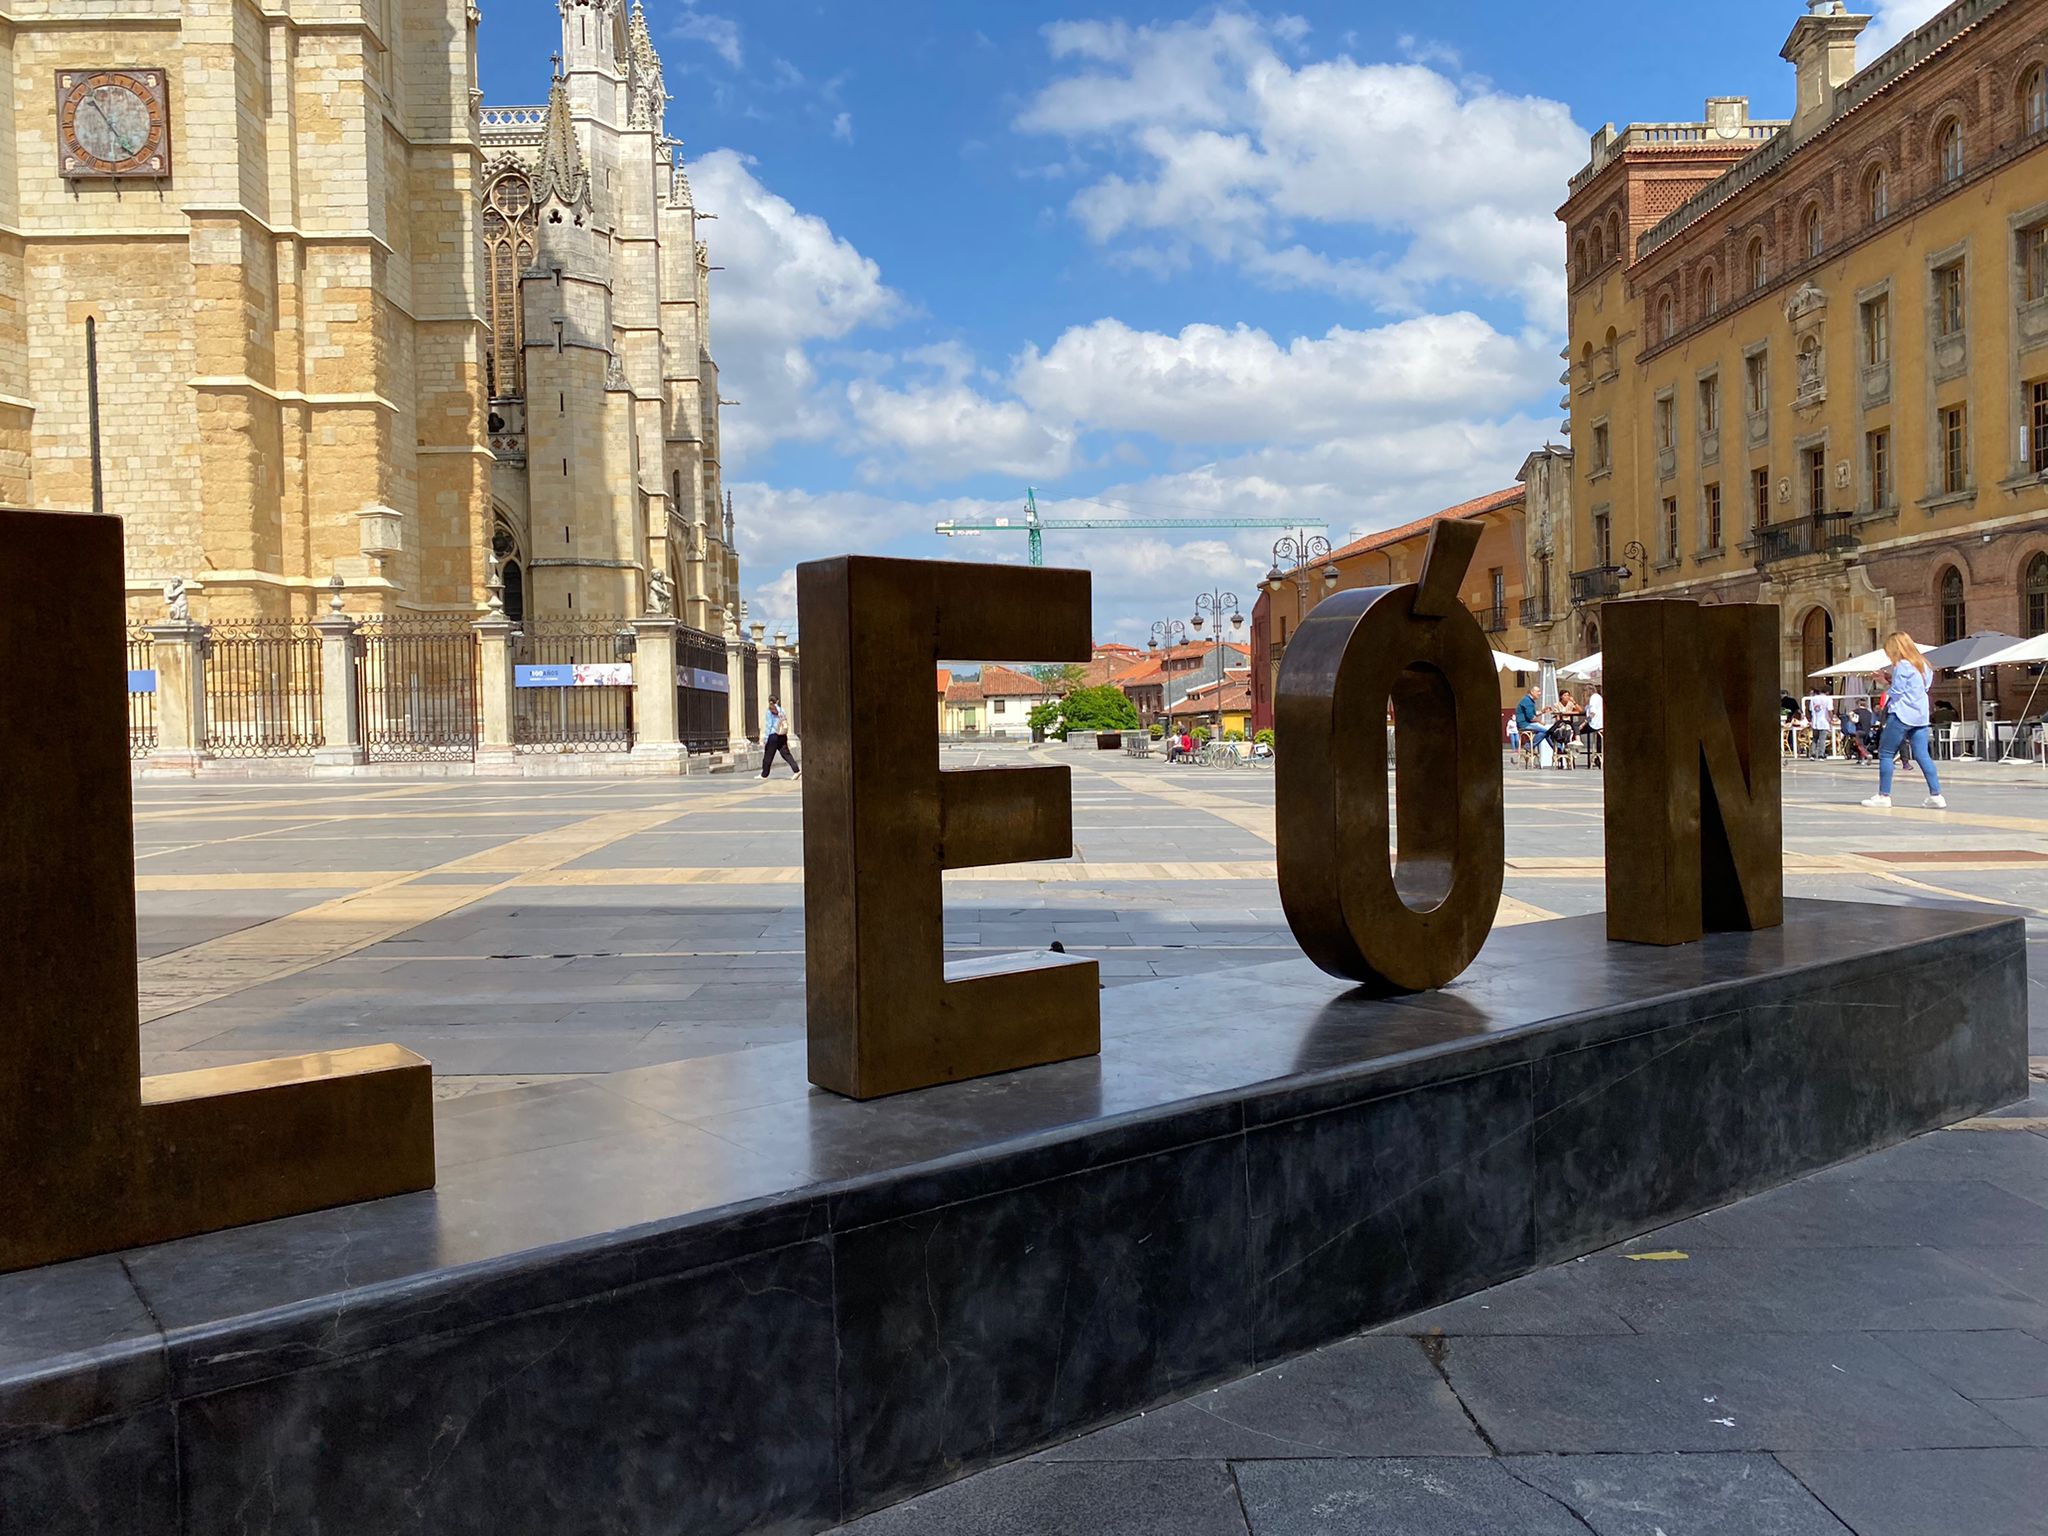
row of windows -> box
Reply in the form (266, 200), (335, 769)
(1633, 382), (2048, 570)
(1642, 65), (2048, 340)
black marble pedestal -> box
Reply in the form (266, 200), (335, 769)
(0, 901), (2026, 1535)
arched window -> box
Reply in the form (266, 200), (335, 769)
(1939, 566), (1966, 645)
(1573, 238), (1587, 279)
(1591, 227), (1605, 267)
(1607, 212), (1622, 261)
(1748, 236), (1768, 291)
(2024, 66), (2046, 136)
(1700, 265), (1719, 316)
(482, 171), (537, 399)
(1863, 163), (1889, 224)
(1658, 293), (1675, 340)
(1937, 117), (1964, 184)
(2025, 552), (2048, 636)
(1803, 204), (1823, 259)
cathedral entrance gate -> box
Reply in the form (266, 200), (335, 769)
(202, 621), (324, 758)
(676, 624), (730, 753)
(513, 618), (635, 752)
(356, 618), (481, 763)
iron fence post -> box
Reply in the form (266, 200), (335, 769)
(141, 620), (207, 776)
(474, 615), (518, 773)
(725, 626), (752, 764)
(312, 614), (364, 769)
(629, 614), (684, 770)
(751, 621), (771, 742)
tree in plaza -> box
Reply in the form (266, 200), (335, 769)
(1030, 662), (1087, 693)
(1029, 683), (1140, 740)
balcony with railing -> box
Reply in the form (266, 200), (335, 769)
(1570, 566), (1624, 605)
(1759, 511), (1856, 564)
(1520, 595), (1555, 628)
(1474, 604), (1508, 633)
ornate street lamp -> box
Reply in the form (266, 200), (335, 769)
(1190, 588), (1244, 722)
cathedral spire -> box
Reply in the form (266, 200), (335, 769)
(531, 65), (590, 211)
(626, 0), (668, 132)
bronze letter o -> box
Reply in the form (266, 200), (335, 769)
(1274, 525), (1504, 994)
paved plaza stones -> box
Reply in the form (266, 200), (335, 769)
(119, 749), (2048, 1535)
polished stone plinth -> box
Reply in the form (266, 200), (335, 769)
(0, 901), (2026, 1535)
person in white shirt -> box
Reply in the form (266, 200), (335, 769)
(1804, 688), (1836, 760)
(759, 697), (800, 780)
(1585, 689), (1604, 768)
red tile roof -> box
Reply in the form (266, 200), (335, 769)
(936, 668), (952, 695)
(944, 678), (983, 703)
(977, 664), (1049, 697)
(1324, 486), (1523, 565)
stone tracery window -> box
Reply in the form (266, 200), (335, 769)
(1863, 163), (1889, 224)
(1802, 204), (1822, 260)
(1700, 265), (1718, 317)
(1748, 236), (1768, 292)
(483, 171), (538, 399)
(2025, 66), (2047, 137)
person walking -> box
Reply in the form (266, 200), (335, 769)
(1584, 687), (1604, 768)
(1861, 633), (1945, 809)
(759, 696), (799, 780)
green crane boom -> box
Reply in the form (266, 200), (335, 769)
(934, 488), (1327, 567)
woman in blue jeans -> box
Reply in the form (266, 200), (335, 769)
(1861, 631), (1947, 809)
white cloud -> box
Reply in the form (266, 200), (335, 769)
(831, 111), (854, 143)
(1859, 0), (1950, 57)
(1017, 11), (1584, 319)
(846, 381), (1078, 485)
(1011, 313), (1546, 444)
(689, 150), (902, 464)
(672, 3), (743, 69)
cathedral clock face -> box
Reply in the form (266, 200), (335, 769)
(56, 69), (170, 178)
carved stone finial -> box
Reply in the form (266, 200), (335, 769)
(162, 577), (190, 624)
(328, 573), (346, 616)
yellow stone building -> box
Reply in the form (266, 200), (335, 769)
(1555, 0), (2048, 707)
(0, 0), (734, 626)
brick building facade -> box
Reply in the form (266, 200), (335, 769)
(1558, 0), (2048, 715)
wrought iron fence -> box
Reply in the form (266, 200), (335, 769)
(202, 620), (323, 757)
(126, 630), (157, 759)
(356, 618), (479, 761)
(677, 625), (730, 753)
(740, 642), (761, 742)
(513, 618), (635, 751)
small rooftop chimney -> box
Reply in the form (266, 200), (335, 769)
(1782, 2), (1870, 138)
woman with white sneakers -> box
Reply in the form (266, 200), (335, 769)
(1861, 632), (1947, 810)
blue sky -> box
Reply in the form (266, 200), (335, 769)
(478, 1), (1947, 640)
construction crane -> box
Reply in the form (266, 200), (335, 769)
(935, 488), (1325, 567)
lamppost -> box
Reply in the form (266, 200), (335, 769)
(1262, 532), (1338, 611)
(1190, 588), (1243, 735)
(1605, 539), (1648, 591)
(1147, 619), (1187, 728)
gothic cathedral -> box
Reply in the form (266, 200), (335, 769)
(480, 0), (735, 631)
(0, 0), (735, 630)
